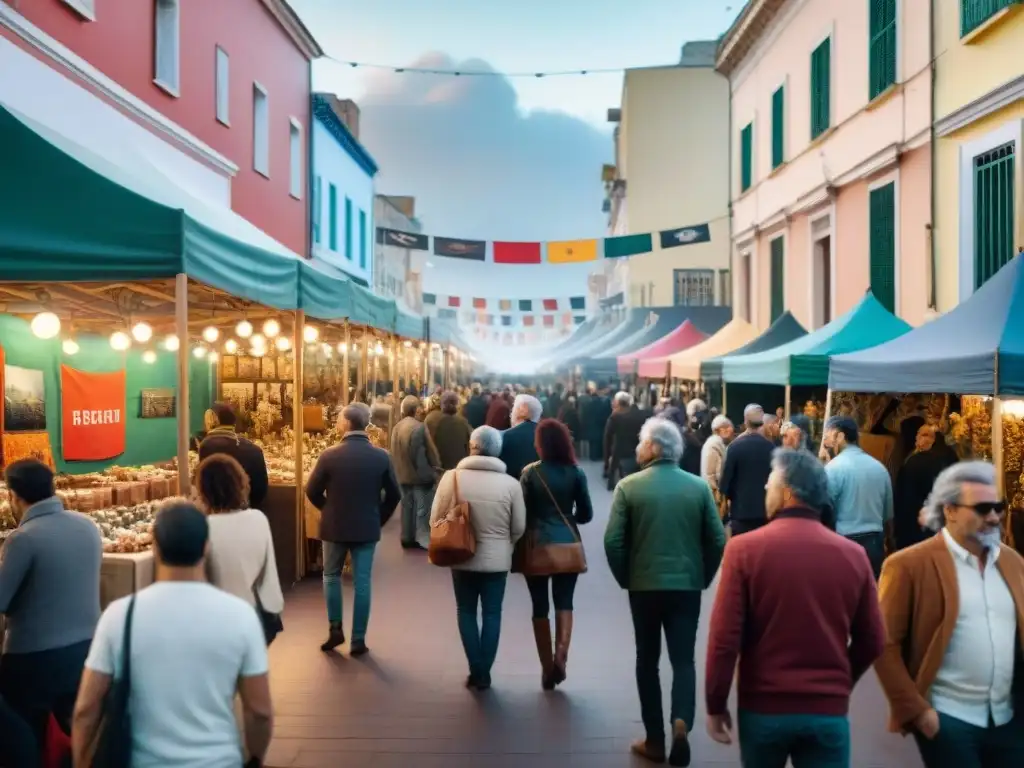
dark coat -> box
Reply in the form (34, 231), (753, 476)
(558, 403), (582, 439)
(305, 433), (402, 544)
(719, 432), (775, 523)
(520, 461), (593, 550)
(581, 394), (611, 445)
(680, 429), (703, 477)
(485, 398), (512, 430)
(893, 446), (956, 550)
(432, 413), (473, 470)
(500, 420), (539, 480)
(199, 427), (270, 509)
(603, 406), (647, 461)
(462, 395), (489, 429)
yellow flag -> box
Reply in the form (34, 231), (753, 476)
(546, 239), (598, 263)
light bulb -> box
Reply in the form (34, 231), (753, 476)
(303, 325), (319, 343)
(202, 326), (220, 343)
(207, 351), (219, 362)
(250, 345), (266, 357)
(61, 338), (79, 355)
(262, 319), (281, 338)
(110, 331), (131, 351)
(236, 320), (253, 338)
(164, 334), (180, 351)
(322, 344), (333, 358)
(224, 339), (238, 354)
(249, 333), (265, 348)
(337, 342), (347, 354)
(142, 350), (157, 364)
(31, 311), (61, 339)
(275, 336), (291, 352)
(131, 322), (153, 343)
(192, 346), (207, 359)
(404, 340), (413, 348)
(374, 341), (384, 355)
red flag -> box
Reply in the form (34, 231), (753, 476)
(448, 296), (461, 308)
(543, 299), (558, 311)
(472, 297), (487, 309)
(493, 241), (542, 264)
(543, 315), (555, 327)
(523, 315), (535, 327)
(562, 313), (572, 325)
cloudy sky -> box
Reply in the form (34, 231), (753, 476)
(290, 0), (735, 309)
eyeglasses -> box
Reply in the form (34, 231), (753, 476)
(953, 501), (1007, 517)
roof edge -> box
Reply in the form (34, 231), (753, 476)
(312, 94), (379, 177)
(715, 0), (786, 77)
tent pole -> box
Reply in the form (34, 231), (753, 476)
(784, 385), (792, 420)
(390, 335), (399, 434)
(174, 273), (191, 495)
(722, 382), (728, 417)
(993, 354), (1005, 497)
(293, 311), (305, 582)
(341, 320), (351, 406)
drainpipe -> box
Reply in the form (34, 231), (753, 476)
(928, 0), (938, 310)
(723, 67), (733, 311)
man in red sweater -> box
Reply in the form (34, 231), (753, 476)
(704, 447), (885, 767)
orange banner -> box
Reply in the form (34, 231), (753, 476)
(61, 365), (126, 461)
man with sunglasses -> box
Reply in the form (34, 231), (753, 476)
(875, 461), (1024, 767)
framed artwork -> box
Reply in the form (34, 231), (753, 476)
(3, 364), (46, 432)
(237, 356), (260, 379)
(221, 355), (239, 379)
(140, 388), (176, 418)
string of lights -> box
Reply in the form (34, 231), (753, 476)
(322, 56), (630, 78)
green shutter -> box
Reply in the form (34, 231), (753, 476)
(770, 236), (785, 322)
(810, 37), (831, 140)
(771, 85), (785, 169)
(869, 0), (898, 100)
(973, 143), (1015, 289)
(961, 0), (1020, 37)
(313, 176), (322, 244)
(344, 197), (353, 261)
(328, 183), (337, 251)
(740, 122), (753, 192)
(869, 181), (897, 313)
(359, 209), (367, 268)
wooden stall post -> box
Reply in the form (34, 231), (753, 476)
(722, 382), (728, 416)
(390, 335), (399, 433)
(174, 273), (191, 494)
(994, 356), (1005, 496)
(342, 320), (351, 406)
(823, 388), (833, 423)
(784, 384), (792, 419)
(293, 312), (305, 581)
(443, 347), (451, 390)
(356, 335), (366, 401)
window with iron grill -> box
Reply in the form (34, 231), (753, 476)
(973, 143), (1015, 289)
(673, 270), (715, 307)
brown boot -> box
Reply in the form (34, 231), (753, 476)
(630, 738), (666, 763)
(552, 610), (573, 686)
(531, 618), (555, 690)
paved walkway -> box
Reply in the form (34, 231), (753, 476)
(265, 462), (923, 767)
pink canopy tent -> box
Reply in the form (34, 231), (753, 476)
(616, 319), (707, 375)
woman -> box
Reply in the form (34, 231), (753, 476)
(194, 454), (285, 632)
(430, 426), (526, 690)
(519, 419), (593, 690)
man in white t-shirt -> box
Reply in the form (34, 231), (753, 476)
(71, 502), (273, 768)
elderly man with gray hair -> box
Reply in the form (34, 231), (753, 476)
(390, 395), (441, 549)
(875, 461), (1024, 766)
(498, 394), (543, 480)
(604, 391), (647, 491)
(719, 404), (776, 537)
(605, 417), (727, 765)
(306, 403), (402, 655)
(700, 415), (734, 502)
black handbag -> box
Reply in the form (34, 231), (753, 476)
(253, 551), (283, 646)
(92, 594), (136, 767)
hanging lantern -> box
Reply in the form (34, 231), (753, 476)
(131, 322), (153, 343)
(202, 326), (220, 343)
(61, 338), (80, 355)
(403, 340), (413, 348)
(262, 318), (281, 338)
(250, 345), (266, 357)
(236, 320), (253, 338)
(303, 325), (319, 343)
(337, 342), (347, 353)
(110, 331), (131, 351)
(192, 345), (207, 359)
(30, 311), (61, 339)
(164, 334), (180, 351)
(249, 333), (265, 348)
(142, 350), (157, 364)
(207, 350), (219, 362)
(224, 339), (239, 354)
(275, 336), (291, 352)
(374, 341), (384, 355)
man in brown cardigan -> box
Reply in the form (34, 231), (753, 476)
(875, 461), (1024, 767)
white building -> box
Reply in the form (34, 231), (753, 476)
(311, 94), (378, 286)
(374, 195), (423, 313)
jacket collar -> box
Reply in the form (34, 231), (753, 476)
(208, 425), (237, 436)
(772, 505), (822, 522)
(644, 458), (677, 469)
(342, 431), (369, 443)
(20, 496), (64, 525)
(457, 455), (507, 473)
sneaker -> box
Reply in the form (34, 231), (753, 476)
(630, 738), (666, 764)
(349, 639), (369, 656)
(320, 624), (345, 652)
(668, 720), (691, 766)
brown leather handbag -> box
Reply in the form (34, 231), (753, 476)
(428, 471), (476, 567)
(516, 469), (588, 576)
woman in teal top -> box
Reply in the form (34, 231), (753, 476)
(518, 419), (594, 690)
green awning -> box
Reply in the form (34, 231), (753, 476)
(395, 310), (425, 340)
(298, 259), (353, 320)
(721, 292), (911, 386)
(350, 282), (396, 330)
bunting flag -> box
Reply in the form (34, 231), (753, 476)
(519, 299), (532, 312)
(499, 299), (512, 311)
(501, 316), (513, 326)
(377, 227), (429, 250)
(523, 316), (535, 327)
(605, 233), (653, 259)
(448, 296), (461, 307)
(438, 308), (457, 319)
(493, 241), (542, 264)
(547, 239), (598, 264)
(561, 313), (573, 326)
(423, 292), (437, 305)
(472, 297), (487, 309)
(659, 223), (711, 249)
(570, 296), (586, 310)
(574, 315), (585, 325)
(543, 315), (555, 327)
(434, 236), (486, 260)
(542, 299), (559, 311)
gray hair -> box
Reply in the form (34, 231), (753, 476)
(711, 415), (733, 433)
(339, 402), (371, 431)
(512, 394), (543, 424)
(440, 390), (460, 414)
(640, 417), (684, 463)
(470, 425), (503, 458)
(686, 398), (707, 417)
(922, 461), (995, 531)
(401, 396), (420, 417)
(614, 391), (633, 407)
(772, 447), (829, 510)
(743, 403), (764, 427)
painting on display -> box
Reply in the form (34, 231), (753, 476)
(3, 364), (46, 432)
(140, 388), (176, 419)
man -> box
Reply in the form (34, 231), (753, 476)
(875, 461), (1024, 766)
(306, 403), (402, 655)
(603, 391), (647, 491)
(72, 502), (272, 768)
(762, 413), (782, 446)
(499, 394), (542, 479)
(462, 386), (489, 429)
(0, 458), (102, 754)
(700, 415), (734, 503)
(823, 416), (894, 579)
(432, 391), (473, 470)
(199, 401), (270, 510)
(705, 449), (885, 766)
(893, 423), (956, 551)
(719, 404), (776, 536)
(389, 395), (441, 550)
(605, 418), (727, 766)
(781, 414), (812, 451)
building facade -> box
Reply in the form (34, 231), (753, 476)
(718, 0), (932, 331)
(311, 93), (378, 286)
(599, 41), (732, 309)
(374, 195), (421, 313)
(0, 0), (320, 256)
(934, 1), (1023, 311)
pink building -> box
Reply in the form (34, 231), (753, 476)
(718, 0), (932, 331)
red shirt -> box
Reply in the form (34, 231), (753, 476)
(705, 507), (885, 716)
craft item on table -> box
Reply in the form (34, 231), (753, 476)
(1, 431), (54, 468)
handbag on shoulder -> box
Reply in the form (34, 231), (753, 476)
(91, 594), (136, 768)
(428, 471), (476, 566)
(515, 468), (587, 576)
(253, 551), (283, 646)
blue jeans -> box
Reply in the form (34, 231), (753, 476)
(451, 570), (508, 681)
(322, 541), (376, 641)
(739, 711), (850, 768)
(913, 710), (1024, 768)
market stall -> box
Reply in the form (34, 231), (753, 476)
(617, 320), (707, 375)
(662, 318), (756, 380)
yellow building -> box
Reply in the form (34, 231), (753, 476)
(935, 1), (1024, 311)
(597, 41), (731, 309)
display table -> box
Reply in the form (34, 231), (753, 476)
(101, 551), (154, 609)
(264, 484), (300, 587)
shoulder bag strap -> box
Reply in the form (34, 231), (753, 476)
(452, 470), (461, 504)
(534, 468), (580, 543)
(252, 540), (269, 611)
(122, 594), (136, 684)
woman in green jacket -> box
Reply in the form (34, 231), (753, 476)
(517, 419), (594, 690)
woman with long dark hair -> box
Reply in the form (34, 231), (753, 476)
(517, 419), (594, 690)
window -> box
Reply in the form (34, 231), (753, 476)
(771, 85), (785, 169)
(770, 236), (785, 322)
(344, 197), (353, 260)
(313, 177), (322, 244)
(359, 209), (367, 268)
(673, 269), (715, 306)
(973, 143), (1015, 289)
(62, 0), (96, 21)
(962, 0), (1020, 37)
(740, 122), (753, 192)
(810, 37), (831, 140)
(869, 0), (897, 99)
(289, 119), (302, 199)
(252, 84), (269, 176)
(215, 47), (229, 124)
(869, 182), (897, 312)
(328, 183), (338, 251)
(718, 269), (732, 307)
(154, 0), (181, 94)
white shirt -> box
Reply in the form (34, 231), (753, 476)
(207, 509), (285, 613)
(929, 528), (1017, 728)
(85, 582), (269, 768)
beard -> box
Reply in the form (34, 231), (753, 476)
(974, 526), (1002, 550)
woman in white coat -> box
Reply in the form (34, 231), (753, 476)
(430, 425), (526, 690)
